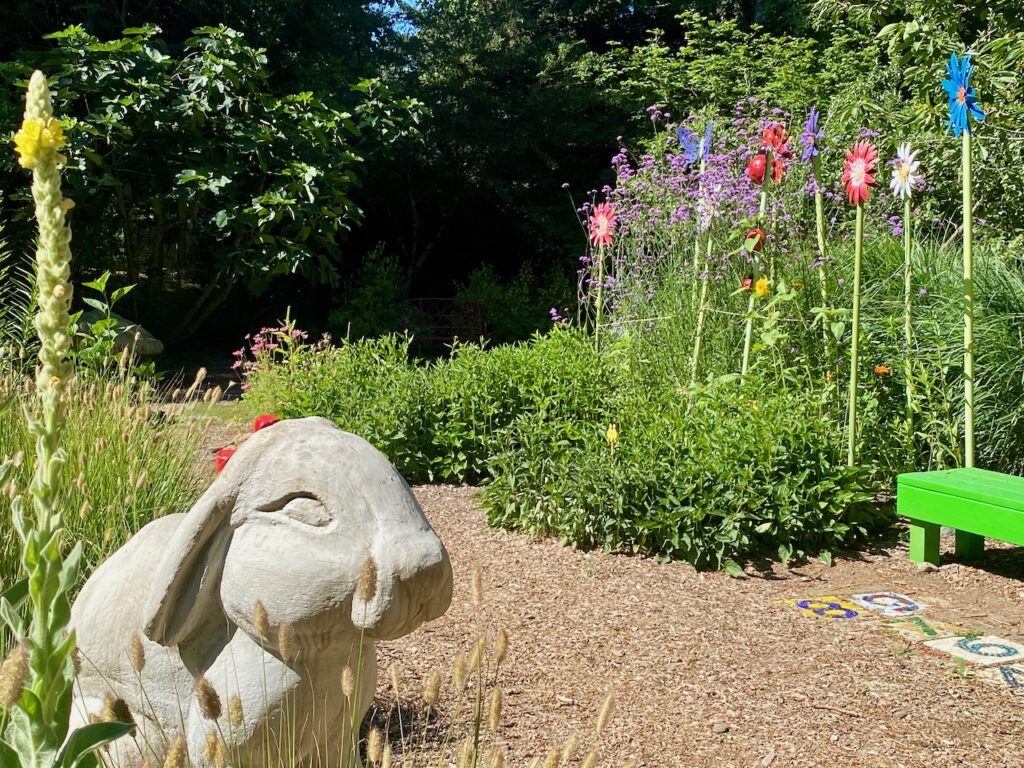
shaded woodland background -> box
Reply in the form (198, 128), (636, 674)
(1, 0), (1021, 352)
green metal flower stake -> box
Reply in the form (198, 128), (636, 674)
(889, 143), (924, 444)
(841, 141), (878, 466)
(588, 202), (616, 352)
(944, 53), (986, 557)
(1, 70), (133, 768)
(943, 53), (986, 470)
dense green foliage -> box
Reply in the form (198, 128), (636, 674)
(4, 0), (1023, 343)
(238, 326), (885, 567)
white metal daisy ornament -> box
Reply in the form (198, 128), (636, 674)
(890, 142), (923, 199)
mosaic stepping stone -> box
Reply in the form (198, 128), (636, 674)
(784, 595), (861, 620)
(923, 635), (1024, 667)
(880, 616), (964, 643)
(852, 592), (926, 617)
(977, 665), (1024, 690)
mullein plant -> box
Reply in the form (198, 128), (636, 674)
(841, 140), (879, 466)
(942, 53), (985, 470)
(0, 71), (133, 767)
(889, 143), (924, 441)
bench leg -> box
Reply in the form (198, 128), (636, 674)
(955, 530), (985, 561)
(908, 520), (940, 565)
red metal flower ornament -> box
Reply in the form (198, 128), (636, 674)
(588, 202), (616, 247)
(747, 153), (767, 184)
(842, 141), (878, 205)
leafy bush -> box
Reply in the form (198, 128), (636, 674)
(483, 371), (879, 569)
(239, 325), (891, 567)
(454, 263), (573, 344)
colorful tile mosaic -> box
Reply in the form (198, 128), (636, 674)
(977, 665), (1024, 690)
(785, 595), (861, 620)
(879, 616), (964, 643)
(852, 592), (926, 617)
(924, 635), (1024, 667)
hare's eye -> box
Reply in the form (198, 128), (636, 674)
(257, 494), (331, 527)
(282, 496), (332, 526)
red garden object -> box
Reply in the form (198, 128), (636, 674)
(254, 414), (281, 432)
(214, 447), (236, 474)
(746, 153), (767, 184)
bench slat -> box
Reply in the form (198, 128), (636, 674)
(898, 467), (1024, 514)
(899, 485), (1024, 547)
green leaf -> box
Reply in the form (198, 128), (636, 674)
(0, 738), (19, 768)
(820, 550), (834, 567)
(57, 722), (136, 768)
(723, 559), (745, 578)
(81, 298), (109, 313)
(110, 285), (135, 304)
(778, 543), (792, 565)
(82, 272), (110, 293)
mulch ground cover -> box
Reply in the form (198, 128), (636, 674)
(376, 485), (1024, 768)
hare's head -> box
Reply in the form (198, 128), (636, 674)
(143, 417), (453, 654)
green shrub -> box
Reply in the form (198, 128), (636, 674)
(482, 370), (881, 569)
(240, 325), (890, 567)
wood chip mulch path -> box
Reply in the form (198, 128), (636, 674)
(375, 485), (1024, 768)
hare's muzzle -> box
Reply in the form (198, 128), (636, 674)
(350, 535), (453, 640)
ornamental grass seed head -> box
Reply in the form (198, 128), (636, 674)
(424, 670), (441, 707)
(494, 629), (509, 667)
(130, 632), (146, 673)
(0, 644), (29, 709)
(195, 675), (222, 721)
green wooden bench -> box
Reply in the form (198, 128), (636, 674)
(898, 467), (1024, 565)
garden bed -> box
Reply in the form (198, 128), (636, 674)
(377, 485), (1024, 767)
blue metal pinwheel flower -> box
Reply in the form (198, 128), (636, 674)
(676, 125), (700, 164)
(801, 106), (824, 163)
(942, 53), (985, 137)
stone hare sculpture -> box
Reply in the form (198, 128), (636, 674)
(69, 416), (453, 768)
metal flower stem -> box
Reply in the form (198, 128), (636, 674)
(741, 186), (769, 376)
(903, 196), (915, 440)
(812, 155), (831, 361)
(846, 203), (865, 467)
(594, 241), (605, 352)
(962, 130), (975, 467)
(689, 235), (714, 383)
(691, 150), (708, 280)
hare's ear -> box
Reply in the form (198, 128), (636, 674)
(143, 484), (234, 647)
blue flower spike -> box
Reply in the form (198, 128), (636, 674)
(942, 53), (985, 137)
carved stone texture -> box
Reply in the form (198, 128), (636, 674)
(69, 417), (453, 768)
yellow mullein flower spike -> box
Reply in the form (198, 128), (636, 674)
(14, 116), (64, 170)
(605, 423), (619, 447)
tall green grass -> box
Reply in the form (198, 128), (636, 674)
(0, 371), (213, 586)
